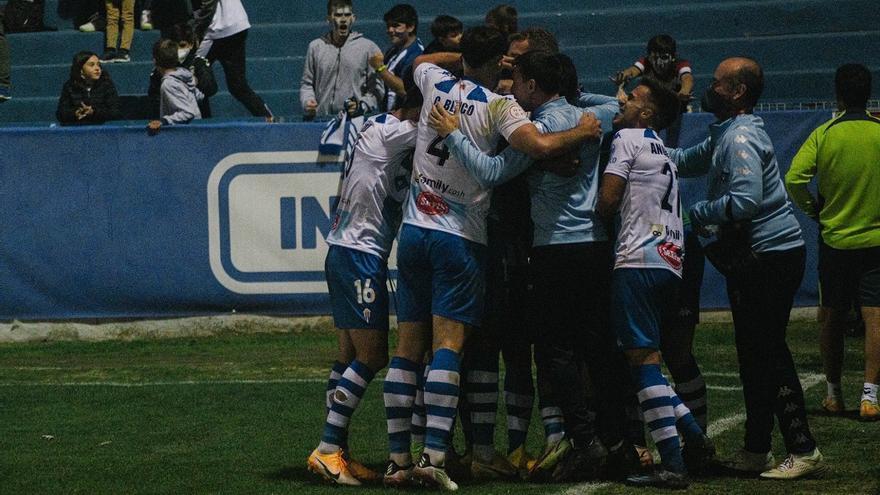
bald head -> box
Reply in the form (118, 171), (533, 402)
(715, 57), (764, 110)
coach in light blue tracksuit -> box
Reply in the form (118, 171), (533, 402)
(669, 57), (825, 479)
(428, 50), (639, 481)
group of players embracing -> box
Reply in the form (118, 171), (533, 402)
(307, 23), (826, 491)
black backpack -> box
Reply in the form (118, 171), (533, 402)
(4, 0), (46, 33)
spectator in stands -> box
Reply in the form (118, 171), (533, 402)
(147, 39), (204, 134)
(140, 0), (153, 30)
(785, 63), (880, 422)
(194, 0), (274, 120)
(423, 15), (462, 54)
(300, 0), (384, 120)
(612, 34), (693, 146)
(484, 4), (517, 37)
(370, 4), (423, 111)
(102, 0), (135, 63)
(496, 27), (559, 94)
(149, 23), (217, 119)
(0, 12), (10, 102)
(56, 51), (120, 125)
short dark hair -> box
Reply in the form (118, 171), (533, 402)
(515, 50), (570, 97)
(639, 77), (682, 130)
(327, 0), (352, 15)
(153, 38), (180, 70)
(835, 63), (871, 109)
(430, 15), (462, 39)
(646, 34), (676, 55)
(728, 58), (764, 108)
(508, 27), (559, 54)
(384, 4), (418, 30)
(460, 26), (507, 70)
(485, 4), (518, 36)
(397, 86), (424, 110)
(169, 22), (195, 44)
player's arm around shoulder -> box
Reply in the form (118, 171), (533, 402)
(507, 103), (602, 160)
(597, 129), (639, 220)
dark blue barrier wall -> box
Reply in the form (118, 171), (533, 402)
(0, 111), (831, 320)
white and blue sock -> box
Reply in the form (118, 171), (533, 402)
(423, 348), (462, 465)
(670, 356), (708, 431)
(635, 364), (685, 473)
(318, 360), (375, 454)
(467, 367), (499, 463)
(411, 364), (429, 447)
(385, 356), (420, 465)
(325, 361), (347, 412)
(540, 406), (565, 447)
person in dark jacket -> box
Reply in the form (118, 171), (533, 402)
(148, 23), (217, 118)
(56, 50), (121, 125)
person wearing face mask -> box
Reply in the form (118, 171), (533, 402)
(56, 50), (120, 125)
(148, 23), (217, 119)
(612, 34), (694, 147)
(669, 57), (827, 481)
(370, 4), (423, 112)
(300, 0), (385, 120)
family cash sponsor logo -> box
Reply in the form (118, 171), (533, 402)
(657, 242), (683, 271)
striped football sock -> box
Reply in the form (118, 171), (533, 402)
(540, 406), (565, 447)
(634, 364), (685, 473)
(423, 348), (462, 466)
(504, 360), (534, 453)
(467, 367), (499, 463)
(411, 364), (429, 447)
(670, 356), (708, 431)
(385, 356), (420, 466)
(666, 385), (704, 441)
(325, 361), (347, 412)
(318, 360), (375, 454)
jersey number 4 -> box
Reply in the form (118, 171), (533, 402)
(427, 136), (450, 166)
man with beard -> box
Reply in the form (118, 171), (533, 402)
(300, 0), (385, 120)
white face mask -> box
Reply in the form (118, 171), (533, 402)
(177, 48), (191, 63)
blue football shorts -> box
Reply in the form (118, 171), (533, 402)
(395, 224), (487, 327)
(612, 267), (681, 350)
(325, 244), (390, 331)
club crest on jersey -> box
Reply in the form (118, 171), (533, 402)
(657, 242), (682, 270)
(363, 308), (371, 322)
(416, 191), (450, 216)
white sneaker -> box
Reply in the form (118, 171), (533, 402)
(723, 449), (775, 473)
(760, 448), (827, 480)
(78, 21), (96, 32)
(413, 453), (458, 491)
(140, 10), (152, 30)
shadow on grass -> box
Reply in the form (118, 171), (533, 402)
(265, 466), (314, 482)
(808, 407), (863, 421)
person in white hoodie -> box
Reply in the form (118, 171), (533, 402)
(194, 0), (272, 119)
(148, 39), (203, 134)
(300, 0), (385, 120)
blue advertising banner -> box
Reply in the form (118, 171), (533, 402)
(0, 111), (831, 320)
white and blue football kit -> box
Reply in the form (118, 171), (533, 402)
(325, 113), (417, 330)
(605, 128), (684, 350)
(396, 63), (530, 326)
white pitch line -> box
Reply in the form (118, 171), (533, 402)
(553, 373), (825, 495)
(0, 378), (328, 387)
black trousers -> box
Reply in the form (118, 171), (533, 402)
(726, 246), (817, 454)
(206, 29), (271, 117)
(531, 241), (634, 447)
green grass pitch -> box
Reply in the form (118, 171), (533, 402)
(0, 319), (877, 494)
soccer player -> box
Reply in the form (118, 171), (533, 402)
(597, 77), (714, 489)
(381, 26), (600, 491)
(785, 63), (880, 421)
(307, 88), (423, 486)
(427, 50), (641, 483)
